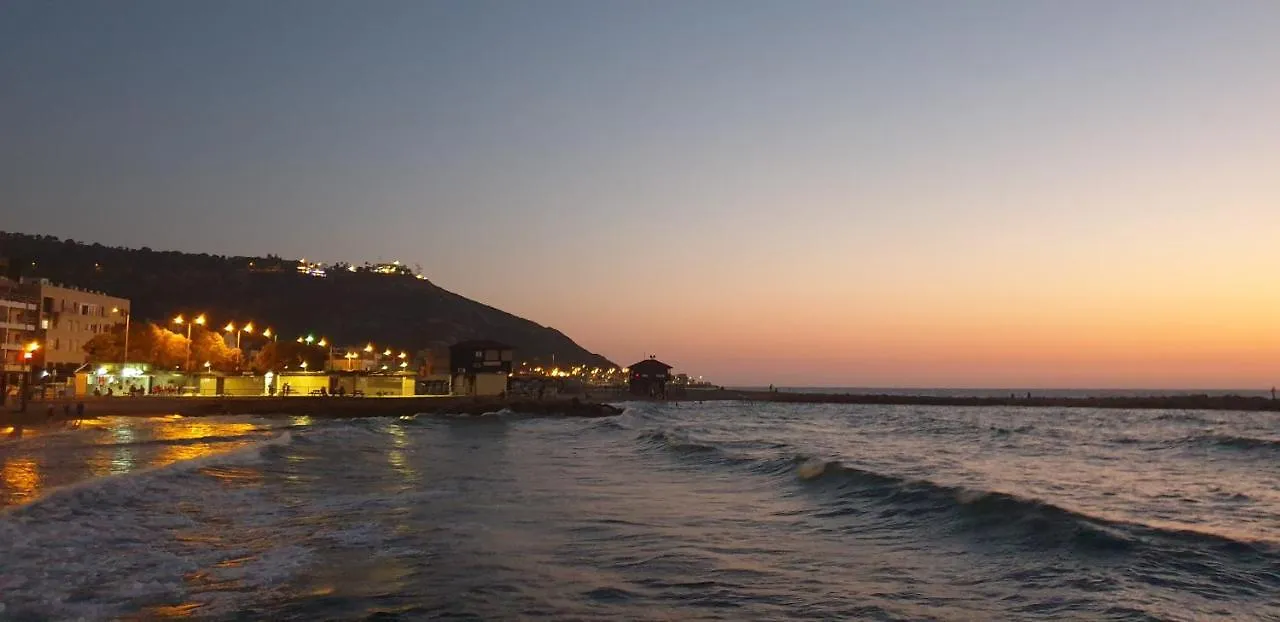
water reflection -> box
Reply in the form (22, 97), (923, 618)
(387, 423), (417, 484)
(111, 421), (137, 474)
(1, 456), (40, 505)
(0, 417), (274, 509)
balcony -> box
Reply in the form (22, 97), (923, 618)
(0, 321), (37, 332)
(0, 299), (36, 310)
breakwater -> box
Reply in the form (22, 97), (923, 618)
(728, 389), (1280, 411)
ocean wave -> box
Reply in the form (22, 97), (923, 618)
(1, 431), (292, 516)
(636, 427), (1276, 562)
(1184, 434), (1280, 452)
(793, 457), (1140, 551)
(75, 433), (271, 451)
(785, 454), (1280, 585)
(638, 430), (719, 454)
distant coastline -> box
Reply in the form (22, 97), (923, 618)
(711, 388), (1280, 412)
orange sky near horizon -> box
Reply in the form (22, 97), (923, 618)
(6, 2), (1279, 388)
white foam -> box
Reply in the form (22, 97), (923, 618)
(797, 458), (830, 480)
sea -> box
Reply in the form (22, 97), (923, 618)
(1, 402), (1277, 621)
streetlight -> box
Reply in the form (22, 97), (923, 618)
(19, 342), (39, 411)
(173, 313), (206, 371)
(223, 322), (250, 350)
(112, 307), (130, 364)
(224, 321), (255, 369)
(263, 327), (274, 341)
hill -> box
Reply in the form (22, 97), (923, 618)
(0, 232), (614, 369)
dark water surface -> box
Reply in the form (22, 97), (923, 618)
(1, 403), (1277, 620)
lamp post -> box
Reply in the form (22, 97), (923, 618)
(112, 307), (130, 364)
(224, 321), (256, 370)
(19, 342), (38, 412)
(317, 338), (334, 371)
(173, 313), (205, 372)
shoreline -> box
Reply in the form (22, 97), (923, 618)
(3, 388), (1278, 426)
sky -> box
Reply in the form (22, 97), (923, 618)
(2, 1), (1279, 388)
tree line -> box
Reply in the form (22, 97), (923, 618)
(83, 323), (333, 373)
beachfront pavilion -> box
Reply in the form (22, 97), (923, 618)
(627, 357), (672, 398)
(448, 339), (513, 396)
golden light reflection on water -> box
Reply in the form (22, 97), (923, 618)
(2, 456), (41, 504)
(148, 420), (261, 469)
(387, 424), (417, 483)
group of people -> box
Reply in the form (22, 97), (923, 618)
(91, 383), (184, 397)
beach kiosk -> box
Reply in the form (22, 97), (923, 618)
(627, 357), (672, 398)
(449, 340), (513, 396)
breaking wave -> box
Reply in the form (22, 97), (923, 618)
(1185, 434), (1280, 453)
(639, 425), (1279, 579)
(2, 431), (292, 516)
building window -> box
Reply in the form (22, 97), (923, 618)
(40, 319), (49, 329)
(43, 297), (53, 313)
(485, 350), (499, 361)
(54, 338), (61, 350)
(501, 350), (513, 362)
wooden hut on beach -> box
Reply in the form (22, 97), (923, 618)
(627, 357), (672, 398)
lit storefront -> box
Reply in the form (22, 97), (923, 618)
(74, 363), (161, 396)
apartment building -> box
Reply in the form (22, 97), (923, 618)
(21, 278), (130, 377)
(1, 278), (39, 390)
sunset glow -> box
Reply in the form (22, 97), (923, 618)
(3, 1), (1278, 387)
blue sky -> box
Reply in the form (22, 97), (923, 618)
(3, 1), (1278, 385)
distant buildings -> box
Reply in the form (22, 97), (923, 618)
(23, 278), (130, 380)
(0, 278), (39, 394)
(296, 259), (327, 278)
(628, 357), (673, 398)
(449, 340), (513, 396)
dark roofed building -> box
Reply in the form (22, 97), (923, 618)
(449, 339), (514, 396)
(627, 357), (672, 398)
